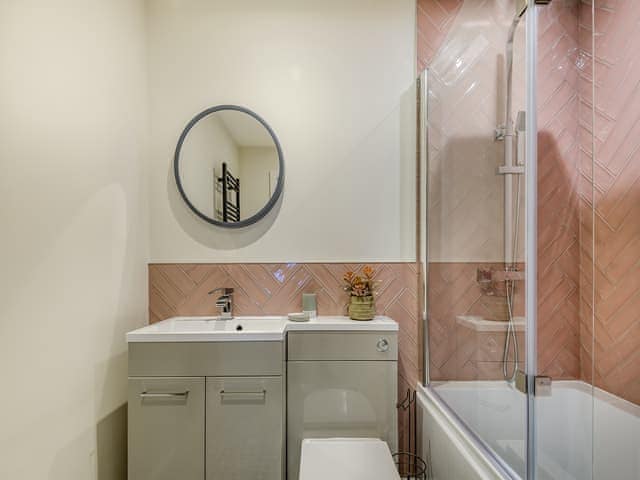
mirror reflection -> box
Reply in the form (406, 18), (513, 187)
(176, 107), (282, 226)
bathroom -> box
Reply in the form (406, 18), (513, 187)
(0, 0), (638, 479)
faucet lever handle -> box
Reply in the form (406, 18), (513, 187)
(207, 287), (234, 296)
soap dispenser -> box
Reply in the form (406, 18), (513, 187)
(302, 293), (317, 319)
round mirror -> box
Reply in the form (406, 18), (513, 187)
(174, 105), (284, 228)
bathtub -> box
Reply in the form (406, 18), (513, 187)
(417, 381), (640, 480)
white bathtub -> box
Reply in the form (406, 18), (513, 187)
(417, 381), (640, 479)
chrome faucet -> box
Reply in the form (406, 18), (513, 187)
(208, 287), (234, 319)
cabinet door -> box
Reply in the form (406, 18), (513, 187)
(128, 377), (205, 480)
(206, 376), (283, 480)
(287, 361), (398, 480)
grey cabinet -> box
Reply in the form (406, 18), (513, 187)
(128, 342), (285, 480)
(206, 376), (284, 480)
(128, 377), (205, 480)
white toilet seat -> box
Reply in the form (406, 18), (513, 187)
(298, 438), (401, 480)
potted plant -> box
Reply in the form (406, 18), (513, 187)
(343, 266), (378, 321)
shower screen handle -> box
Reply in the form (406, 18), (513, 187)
(535, 376), (552, 396)
(515, 371), (552, 396)
(516, 110), (526, 166)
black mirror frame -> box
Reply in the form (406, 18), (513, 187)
(174, 104), (285, 229)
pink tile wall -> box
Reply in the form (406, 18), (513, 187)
(148, 262), (421, 450)
(416, 0), (463, 70)
(427, 263), (525, 381)
(418, 0), (583, 382)
(579, 0), (640, 405)
(419, 0), (640, 405)
(536, 0), (583, 380)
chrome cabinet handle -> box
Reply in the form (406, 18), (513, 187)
(140, 391), (189, 399)
(376, 338), (390, 352)
(220, 389), (266, 398)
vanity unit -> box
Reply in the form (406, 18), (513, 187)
(127, 316), (398, 480)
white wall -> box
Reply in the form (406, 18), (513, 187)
(180, 114), (239, 219)
(0, 2), (416, 477)
(0, 1), (148, 479)
(147, 0), (417, 262)
(238, 146), (279, 219)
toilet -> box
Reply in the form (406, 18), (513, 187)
(298, 438), (401, 480)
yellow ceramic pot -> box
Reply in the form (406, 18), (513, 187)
(348, 295), (375, 321)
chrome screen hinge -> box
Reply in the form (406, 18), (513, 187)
(515, 370), (552, 396)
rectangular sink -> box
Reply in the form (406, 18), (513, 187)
(126, 316), (288, 342)
(127, 315), (398, 343)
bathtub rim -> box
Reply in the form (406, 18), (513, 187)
(431, 379), (640, 419)
(419, 379), (640, 480)
(417, 382), (520, 480)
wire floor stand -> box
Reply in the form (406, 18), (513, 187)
(394, 389), (432, 479)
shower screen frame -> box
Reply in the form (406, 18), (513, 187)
(419, 1), (540, 479)
(523, 2), (538, 480)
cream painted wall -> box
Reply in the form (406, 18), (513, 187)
(147, 0), (417, 262)
(238, 146), (279, 220)
(0, 2), (416, 476)
(0, 1), (148, 479)
(180, 114), (239, 220)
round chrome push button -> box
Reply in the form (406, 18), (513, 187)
(376, 338), (389, 352)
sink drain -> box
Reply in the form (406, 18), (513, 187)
(235, 325), (243, 331)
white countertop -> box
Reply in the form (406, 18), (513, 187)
(126, 315), (398, 343)
(286, 315), (397, 332)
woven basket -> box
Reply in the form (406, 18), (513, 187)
(348, 295), (375, 321)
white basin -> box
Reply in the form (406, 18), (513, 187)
(126, 315), (398, 343)
(126, 316), (288, 342)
